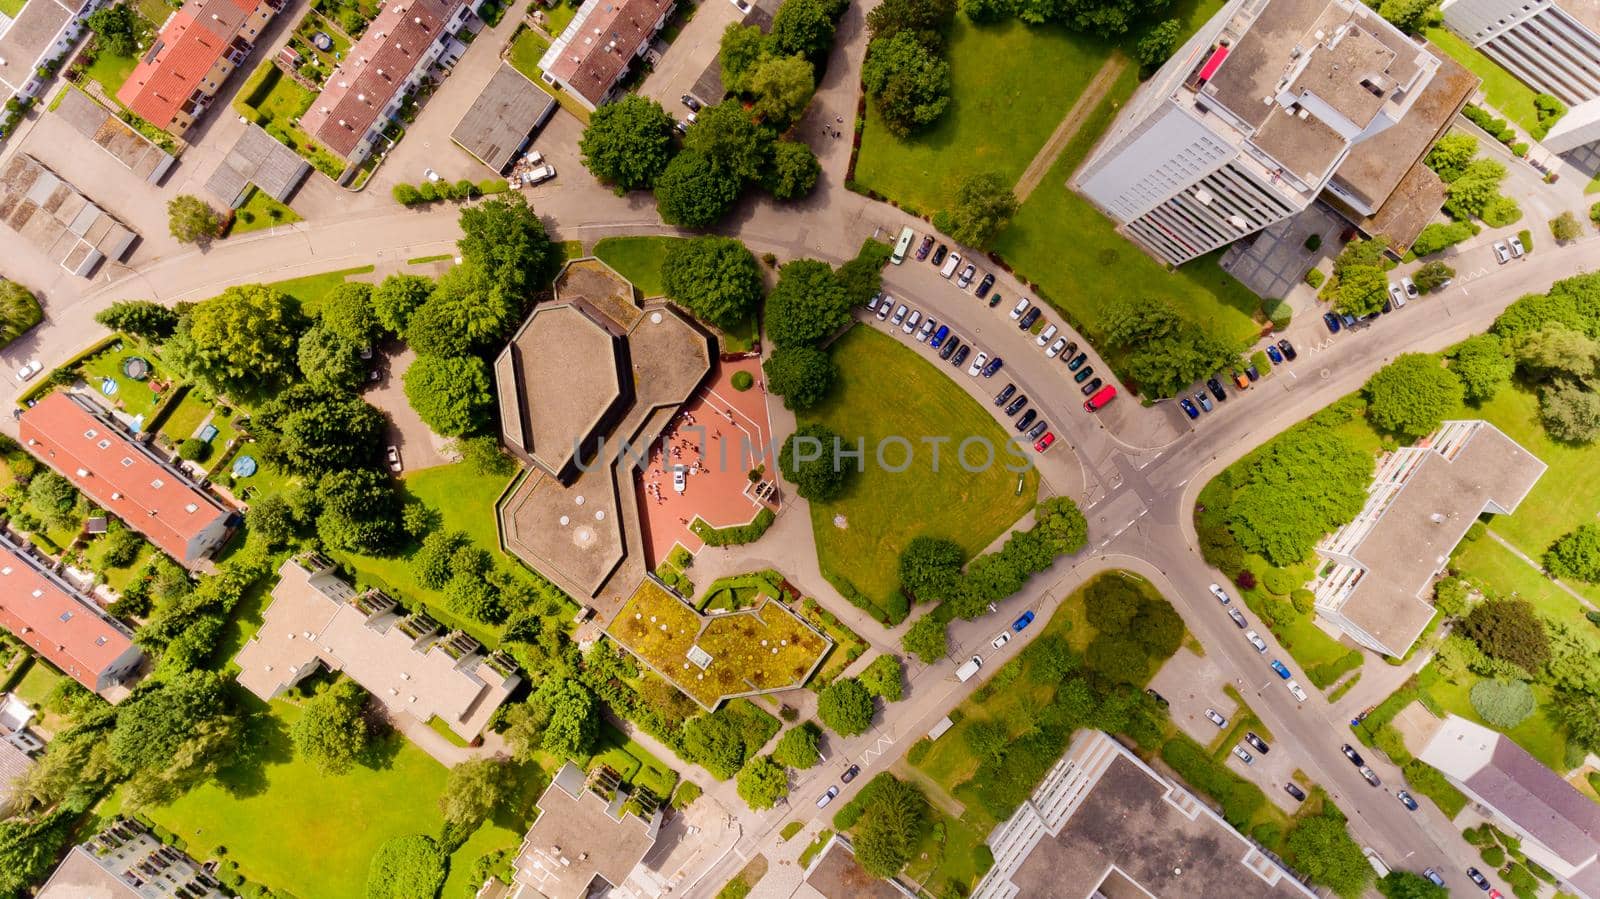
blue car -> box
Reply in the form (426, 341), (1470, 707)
(1266, 344), (1283, 365)
(1179, 398), (1199, 420)
(982, 356), (1004, 378)
(1012, 611), (1035, 632)
(1270, 660), (1291, 679)
(1323, 312), (1342, 333)
(931, 325), (950, 348)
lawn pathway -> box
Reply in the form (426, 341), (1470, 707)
(1485, 528), (1598, 613)
(1011, 53), (1130, 202)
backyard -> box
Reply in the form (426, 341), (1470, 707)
(233, 61), (347, 178)
(608, 579), (831, 709)
(77, 337), (174, 423)
(802, 326), (1037, 618)
(229, 187), (303, 235)
(507, 26), (549, 81)
(73, 4), (161, 101)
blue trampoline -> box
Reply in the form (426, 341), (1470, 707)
(99, 377), (118, 396)
(198, 424), (219, 443)
(232, 455), (259, 478)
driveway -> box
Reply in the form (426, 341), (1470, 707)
(638, 0), (750, 112)
(362, 344), (454, 472)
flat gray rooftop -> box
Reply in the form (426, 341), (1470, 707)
(500, 465), (625, 599)
(53, 87), (174, 183)
(205, 124), (312, 207)
(451, 63), (556, 173)
(496, 302), (626, 480)
(1207, 0), (1327, 131)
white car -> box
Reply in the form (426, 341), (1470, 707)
(385, 445), (402, 473)
(1400, 276), (1418, 298)
(876, 296), (893, 321)
(523, 164), (556, 185)
(916, 318), (936, 342)
(1009, 298), (1029, 320)
(816, 786), (839, 808)
(902, 309), (921, 335)
(1245, 629), (1267, 653)
(866, 293), (882, 313)
(1045, 337), (1067, 358)
(1509, 234), (1526, 257)
(1208, 583), (1231, 604)
(523, 151), (545, 167)
(1233, 745), (1254, 765)
(890, 304), (908, 327)
(1035, 324), (1058, 347)
(423, 168), (441, 183)
(967, 351), (988, 377)
(672, 465), (687, 494)
(1204, 708), (1227, 728)
(1493, 241), (1511, 264)
(1286, 680), (1308, 702)
(992, 631), (1011, 649)
(15, 360), (41, 382)
(1387, 282), (1404, 307)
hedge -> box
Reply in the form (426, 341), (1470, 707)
(692, 507), (776, 547)
(1160, 736), (1267, 828)
(18, 333), (121, 406)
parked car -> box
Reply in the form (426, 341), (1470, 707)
(1027, 420), (1048, 441)
(866, 293), (882, 313)
(988, 291), (1004, 309)
(1232, 370), (1250, 389)
(1018, 307), (1041, 330)
(1388, 281), (1404, 308)
(1287, 680), (1307, 701)
(1009, 298), (1030, 320)
(1323, 311), (1343, 333)
(386, 446), (403, 473)
(1067, 352), (1088, 371)
(916, 318), (936, 342)
(1244, 364), (1260, 382)
(1401, 276), (1418, 298)
(524, 164), (556, 185)
(1036, 324), (1058, 347)
(994, 384), (1017, 407)
(1466, 868), (1491, 890)
(1060, 341), (1078, 360)
(1266, 344), (1283, 365)
(817, 786), (839, 808)
(1207, 377), (1227, 401)
(931, 324), (950, 348)
(680, 93), (701, 110)
(1005, 394), (1028, 416)
(1204, 708), (1227, 727)
(1270, 659), (1291, 679)
(1359, 765), (1382, 787)
(957, 264), (977, 288)
(1079, 377), (1102, 396)
(1277, 338), (1297, 360)
(982, 356), (1003, 378)
(876, 297), (893, 321)
(940, 337), (961, 361)
(1180, 398), (1200, 420)
(955, 655), (983, 682)
(1341, 744), (1366, 767)
(1396, 790), (1418, 811)
(992, 631), (1011, 650)
(1494, 241), (1511, 264)
(1195, 392), (1213, 413)
(1046, 337), (1068, 358)
(891, 304), (908, 326)
(1232, 745), (1254, 765)
(1284, 783), (1307, 802)
(842, 765), (860, 783)
(1227, 607), (1246, 628)
(1245, 630), (1267, 653)
(1073, 366), (1094, 384)
(941, 252), (962, 278)
(1145, 688), (1168, 707)
(950, 344), (970, 368)
(1015, 409), (1037, 432)
(975, 273), (996, 298)
(1084, 384), (1116, 411)
(423, 167), (441, 182)
(1509, 235), (1525, 258)
(1423, 869), (1445, 888)
(1012, 611), (1035, 631)
(1244, 732), (1269, 754)
(902, 309), (921, 335)
(967, 351), (988, 377)
(931, 244), (949, 266)
(1209, 584), (1231, 604)
(915, 236), (934, 260)
(15, 360), (41, 382)
(1033, 432), (1055, 452)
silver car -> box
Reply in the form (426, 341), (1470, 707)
(1046, 337), (1067, 358)
(817, 786), (839, 808)
(957, 264), (977, 288)
(916, 318), (936, 342)
(902, 309), (921, 335)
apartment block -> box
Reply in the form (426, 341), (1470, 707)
(36, 818), (229, 899)
(117, 0), (283, 136)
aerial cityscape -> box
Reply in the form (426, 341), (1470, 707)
(4, 0), (1600, 896)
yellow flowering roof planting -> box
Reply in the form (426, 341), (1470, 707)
(608, 578), (832, 709)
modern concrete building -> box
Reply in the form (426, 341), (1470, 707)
(234, 554), (519, 741)
(1420, 715), (1600, 899)
(973, 730), (1316, 899)
(300, 0), (474, 164)
(451, 63), (556, 173)
(538, 0), (674, 110)
(1078, 0), (1472, 264)
(1441, 0), (1600, 153)
(0, 0), (97, 126)
(0, 153), (137, 276)
(19, 391), (234, 567)
(1308, 420), (1545, 657)
(510, 761), (662, 899)
(116, 0), (282, 136)
(35, 818), (229, 899)
(0, 531), (143, 698)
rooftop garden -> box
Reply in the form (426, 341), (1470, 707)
(609, 579), (831, 709)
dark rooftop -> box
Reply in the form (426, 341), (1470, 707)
(451, 64), (556, 173)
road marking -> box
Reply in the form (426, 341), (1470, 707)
(859, 733), (897, 766)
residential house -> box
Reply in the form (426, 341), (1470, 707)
(117, 0), (283, 135)
(0, 0), (98, 125)
(537, 0), (674, 110)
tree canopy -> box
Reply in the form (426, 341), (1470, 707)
(1224, 424), (1373, 566)
(859, 655), (905, 701)
(684, 101), (772, 183)
(655, 149), (744, 228)
(372, 273), (433, 335)
(366, 834), (447, 899)
(1096, 296), (1238, 398)
(297, 324), (366, 392)
(1546, 523), (1600, 583)
(772, 723), (821, 769)
(817, 677), (874, 735)
(770, 0), (848, 61)
(901, 612), (947, 664)
(765, 259), (850, 347)
(457, 192), (555, 302)
(165, 284), (305, 397)
(763, 345), (836, 411)
(762, 140), (821, 200)
(1450, 334), (1512, 403)
(661, 236), (764, 329)
(736, 755), (789, 809)
(439, 758), (514, 830)
(1463, 599), (1550, 673)
(580, 95), (677, 191)
(403, 354), (493, 437)
(1377, 871), (1449, 899)
(778, 422), (853, 501)
(1364, 353), (1464, 439)
(96, 300), (178, 343)
(898, 536), (964, 602)
(862, 31), (952, 137)
(320, 282), (379, 345)
(291, 678), (370, 775)
(747, 54), (815, 127)
(167, 194), (223, 245)
(1283, 811), (1373, 898)
(852, 777), (927, 878)
(936, 172), (1018, 249)
(406, 260), (519, 357)
(256, 383), (384, 475)
(535, 676), (599, 759)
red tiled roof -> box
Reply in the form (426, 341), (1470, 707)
(301, 0), (459, 158)
(0, 538), (136, 693)
(116, 0), (261, 130)
(19, 392), (231, 566)
(545, 0), (672, 107)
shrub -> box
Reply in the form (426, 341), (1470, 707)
(1550, 212), (1582, 242)
(1469, 678), (1536, 729)
(1590, 201), (1600, 227)
(1262, 567), (1296, 596)
(1159, 737), (1264, 827)
(731, 370), (754, 391)
(176, 438), (209, 462)
(1265, 298), (1292, 330)
(1481, 845), (1505, 867)
(1304, 233), (1322, 252)
(1305, 268), (1326, 288)
(1290, 589), (1315, 614)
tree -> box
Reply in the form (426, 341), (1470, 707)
(413, 530), (468, 589)
(1551, 690), (1600, 753)
(1334, 265), (1389, 317)
(817, 678), (873, 735)
(1545, 523), (1600, 582)
(902, 611), (947, 663)
(859, 655), (905, 701)
(1552, 210), (1584, 242)
(682, 711), (747, 778)
(866, 0), (956, 47)
(747, 55), (815, 127)
(936, 172), (1017, 249)
(372, 273), (433, 334)
(246, 494), (297, 547)
(1096, 296), (1239, 398)
(778, 422), (852, 501)
(687, 101), (774, 183)
(296, 324), (366, 392)
(762, 140), (821, 200)
(96, 300), (178, 342)
(770, 0), (848, 62)
(1413, 260), (1456, 294)
(315, 468), (402, 553)
(440, 758), (514, 830)
(1225, 424), (1374, 566)
(0, 809), (78, 899)
(580, 95), (677, 190)
(321, 282), (379, 345)
(1134, 19), (1181, 67)
(167, 194), (223, 244)
(1378, 871), (1449, 899)
(28, 471), (78, 528)
(87, 4), (138, 55)
(1539, 379), (1600, 442)
(765, 258), (850, 347)
(1445, 158), (1509, 220)
(898, 536), (964, 602)
(962, 0), (1009, 21)
(661, 236), (764, 329)
(736, 755), (789, 809)
(719, 23), (770, 93)
(403, 354), (492, 436)
(1516, 325), (1600, 381)
(366, 834), (447, 899)
(1084, 576), (1143, 633)
(455, 434), (517, 476)
(1283, 812), (1373, 898)
(457, 192), (555, 301)
(111, 670), (242, 808)
(655, 149), (744, 228)
(1425, 133), (1478, 182)
(536, 676), (598, 759)
(763, 345), (836, 411)
(1085, 632), (1149, 683)
(1130, 599), (1184, 659)
(1469, 678), (1536, 729)
(164, 284), (304, 396)
(1463, 599), (1550, 672)
(852, 777), (927, 878)
(772, 723), (821, 768)
(405, 264), (518, 356)
(256, 384), (384, 474)
(1411, 221), (1476, 257)
(0, 279), (39, 345)
(1364, 353), (1464, 439)
(1378, 0), (1440, 33)
(862, 32), (952, 136)
(291, 678), (370, 775)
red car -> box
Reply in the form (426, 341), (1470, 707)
(1084, 384), (1117, 412)
(1033, 432), (1055, 453)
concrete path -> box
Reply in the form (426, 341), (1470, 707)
(1012, 53), (1129, 202)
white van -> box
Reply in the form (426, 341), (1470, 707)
(941, 252), (962, 279)
(891, 226), (914, 264)
(955, 655), (983, 682)
(1362, 848), (1391, 878)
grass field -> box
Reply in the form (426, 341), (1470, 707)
(1424, 27), (1541, 135)
(594, 235), (684, 297)
(508, 27), (549, 81)
(265, 265), (375, 315)
(159, 390), (212, 442)
(230, 187), (302, 235)
(0, 0), (27, 18)
(801, 326), (1037, 613)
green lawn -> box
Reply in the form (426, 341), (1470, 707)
(230, 186), (302, 235)
(79, 47), (141, 101)
(83, 536), (155, 592)
(234, 62), (347, 178)
(593, 235), (683, 298)
(1420, 669), (1569, 770)
(508, 27), (549, 81)
(543, 0), (576, 35)
(802, 326), (1037, 616)
(1424, 27), (1541, 135)
(11, 657), (65, 709)
(78, 339), (171, 421)
(265, 265), (374, 315)
(159, 390), (213, 443)
(0, 0), (27, 18)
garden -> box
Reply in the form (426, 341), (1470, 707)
(802, 326), (1038, 622)
(608, 578), (832, 709)
(232, 61), (347, 178)
(228, 187), (302, 235)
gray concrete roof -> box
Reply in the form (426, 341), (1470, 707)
(498, 464), (626, 600)
(451, 63), (556, 173)
(512, 761), (660, 899)
(0, 154), (136, 276)
(204, 124), (311, 207)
